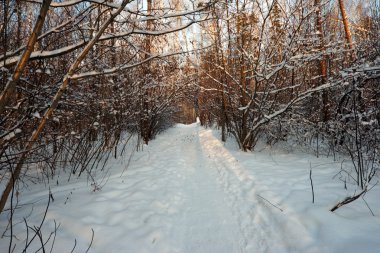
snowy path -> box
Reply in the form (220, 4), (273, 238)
(2, 122), (380, 253)
(168, 125), (243, 253)
(105, 123), (318, 253)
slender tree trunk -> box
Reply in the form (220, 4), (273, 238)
(338, 0), (353, 49)
(0, 0), (52, 114)
(142, 0), (153, 144)
(315, 0), (329, 122)
(235, 0), (249, 150)
(0, 0), (129, 214)
(16, 0), (22, 48)
(212, 6), (228, 142)
(2, 0), (9, 89)
(338, 0), (355, 60)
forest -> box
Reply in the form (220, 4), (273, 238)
(0, 0), (379, 252)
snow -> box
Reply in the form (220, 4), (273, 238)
(3, 131), (15, 141)
(32, 111), (41, 119)
(1, 123), (380, 252)
(1, 41), (86, 67)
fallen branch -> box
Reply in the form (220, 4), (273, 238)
(330, 187), (367, 212)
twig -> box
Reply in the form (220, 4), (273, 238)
(22, 190), (51, 252)
(49, 221), (60, 253)
(85, 228), (95, 253)
(309, 163), (315, 203)
(9, 168), (15, 253)
(32, 225), (45, 253)
(361, 195), (375, 216)
(23, 218), (29, 252)
(70, 239), (77, 253)
(368, 181), (379, 191)
(257, 194), (283, 212)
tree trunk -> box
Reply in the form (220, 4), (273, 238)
(16, 0), (22, 48)
(338, 0), (355, 60)
(2, 0), (9, 89)
(0, 0), (52, 114)
(142, 0), (153, 144)
(315, 0), (329, 122)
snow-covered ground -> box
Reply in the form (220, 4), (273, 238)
(1, 122), (380, 252)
